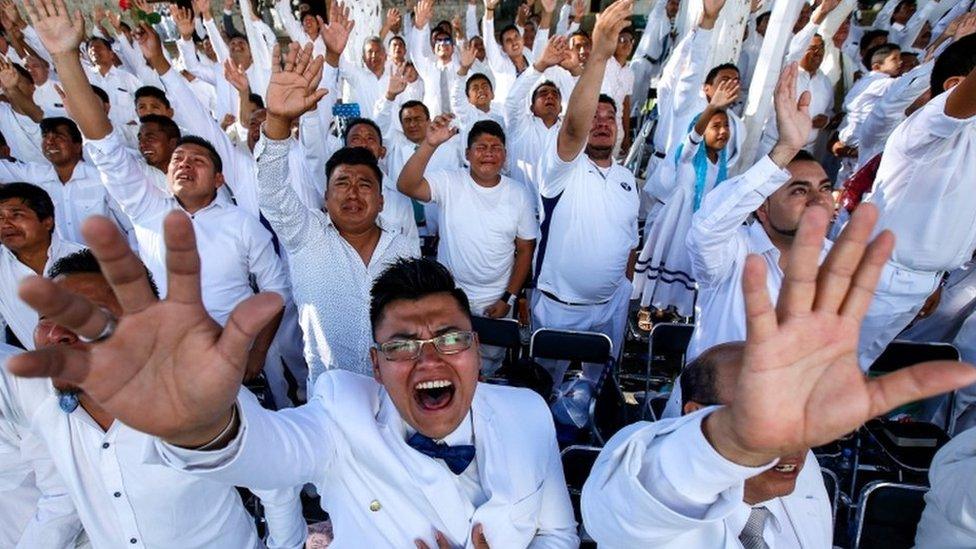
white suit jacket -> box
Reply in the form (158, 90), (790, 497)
(915, 426), (976, 546)
(152, 370), (579, 548)
(581, 410), (832, 548)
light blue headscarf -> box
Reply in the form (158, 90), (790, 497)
(674, 113), (729, 212)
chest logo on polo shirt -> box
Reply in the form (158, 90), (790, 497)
(619, 181), (632, 192)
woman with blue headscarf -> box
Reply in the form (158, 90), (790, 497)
(633, 79), (740, 327)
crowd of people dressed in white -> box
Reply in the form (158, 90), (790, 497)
(0, 0), (974, 545)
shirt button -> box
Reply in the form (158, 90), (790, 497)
(114, 492), (121, 498)
(130, 539), (137, 544)
(102, 442), (110, 449)
(369, 500), (381, 512)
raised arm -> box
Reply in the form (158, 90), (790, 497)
(273, 0), (306, 43)
(0, 57), (44, 122)
(481, 0), (508, 72)
(688, 64), (810, 286)
(396, 114), (458, 202)
(946, 63), (976, 119)
(557, 0), (632, 161)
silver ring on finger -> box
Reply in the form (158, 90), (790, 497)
(78, 307), (118, 344)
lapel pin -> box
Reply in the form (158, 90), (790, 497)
(369, 500), (382, 512)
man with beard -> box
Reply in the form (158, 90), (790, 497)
(531, 0), (639, 385)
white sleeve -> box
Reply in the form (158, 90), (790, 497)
(150, 389), (336, 491)
(22, 26), (54, 66)
(785, 22), (818, 65)
(504, 66), (542, 135)
(274, 0), (306, 43)
(581, 409), (773, 546)
(856, 61), (933, 160)
(204, 18), (231, 64)
(465, 3), (480, 40)
(482, 17), (508, 74)
(83, 128), (171, 222)
(449, 72), (477, 129)
(687, 155), (790, 286)
(874, 0), (900, 30)
(243, 214), (291, 302)
(177, 39), (216, 86)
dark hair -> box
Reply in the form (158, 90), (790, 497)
(399, 100), (430, 122)
(40, 117), (82, 144)
(858, 29), (889, 55)
(864, 43), (900, 69)
(498, 23), (520, 43)
(531, 80), (561, 103)
(680, 352), (722, 410)
(87, 36), (112, 50)
(175, 135), (223, 173)
(248, 93), (265, 109)
(342, 117), (383, 145)
(931, 34), (976, 97)
(598, 93), (617, 113)
(790, 149), (818, 164)
(139, 114), (181, 140)
(0, 182), (55, 233)
(389, 35), (406, 48)
(90, 85), (110, 105)
(619, 26), (635, 38)
(49, 249), (160, 298)
(756, 11), (771, 27)
(431, 28), (453, 43)
(135, 86), (171, 109)
(325, 147), (384, 189)
(467, 119), (506, 149)
(226, 31), (248, 43)
(369, 257), (471, 336)
(568, 30), (591, 43)
(705, 63), (740, 85)
(893, 0), (916, 15)
(465, 72), (493, 96)
(12, 63), (33, 85)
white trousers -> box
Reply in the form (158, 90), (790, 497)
(858, 260), (941, 371)
(530, 279), (632, 386)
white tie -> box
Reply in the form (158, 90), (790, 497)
(738, 506), (771, 549)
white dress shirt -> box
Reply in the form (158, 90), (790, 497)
(581, 408), (833, 548)
(0, 348), (83, 548)
(482, 17), (548, 109)
(255, 137), (418, 382)
(761, 67), (834, 153)
(856, 60), (933, 167)
(503, 66), (563, 197)
(9, 384), (267, 548)
(0, 158), (135, 247)
(449, 73), (507, 148)
(686, 156), (825, 361)
(151, 370), (579, 548)
(339, 57), (390, 118)
(407, 24), (461, 116)
(0, 234), (86, 350)
(0, 103), (45, 164)
(915, 423), (976, 545)
(33, 79), (68, 118)
(83, 128), (289, 326)
(837, 71), (895, 147)
(425, 169), (538, 310)
(535, 136), (639, 304)
(865, 84), (976, 273)
(85, 65), (142, 131)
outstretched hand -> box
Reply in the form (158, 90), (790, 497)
(770, 63), (812, 165)
(7, 214), (285, 448)
(223, 58), (250, 93)
(708, 79), (740, 109)
(534, 34), (569, 71)
(23, 0), (86, 56)
(426, 113), (459, 147)
(319, 0), (354, 57)
(265, 42), (328, 135)
(170, 3), (196, 39)
(704, 204), (976, 467)
(590, 0), (633, 62)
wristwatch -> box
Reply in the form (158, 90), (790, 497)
(500, 291), (518, 307)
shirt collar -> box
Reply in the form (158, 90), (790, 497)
(746, 220), (779, 257)
(404, 410), (475, 447)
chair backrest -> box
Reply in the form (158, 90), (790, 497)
(471, 316), (522, 352)
(530, 329), (613, 364)
(868, 341), (960, 375)
(821, 467), (840, 523)
(560, 445), (602, 493)
(589, 362), (626, 445)
(647, 323), (694, 376)
(853, 481), (928, 549)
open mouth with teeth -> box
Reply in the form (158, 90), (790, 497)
(414, 379), (455, 411)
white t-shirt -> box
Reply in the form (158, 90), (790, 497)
(536, 136), (640, 304)
(426, 169), (539, 308)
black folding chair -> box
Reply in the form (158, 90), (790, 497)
(643, 323), (693, 419)
(852, 481), (928, 549)
(589, 364), (626, 445)
(868, 341), (960, 430)
(821, 467), (841, 523)
(530, 328), (614, 365)
(560, 445), (601, 543)
(471, 316), (523, 369)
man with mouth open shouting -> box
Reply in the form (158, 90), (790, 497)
(6, 209), (579, 546)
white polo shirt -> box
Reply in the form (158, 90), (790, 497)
(426, 169), (539, 308)
(866, 85), (976, 273)
(535, 136), (639, 304)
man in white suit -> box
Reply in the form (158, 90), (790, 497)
(579, 152), (976, 546)
(587, 341), (833, 547)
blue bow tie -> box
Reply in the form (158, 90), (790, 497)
(406, 432), (476, 475)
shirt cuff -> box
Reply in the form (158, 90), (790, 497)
(649, 408), (775, 506)
(752, 153), (793, 195)
(150, 401), (246, 471)
(253, 133), (292, 162)
(82, 127), (128, 158)
(923, 85), (976, 138)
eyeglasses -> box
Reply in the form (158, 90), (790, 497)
(434, 37), (454, 45)
(375, 330), (476, 361)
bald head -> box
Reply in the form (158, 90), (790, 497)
(681, 342), (745, 414)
